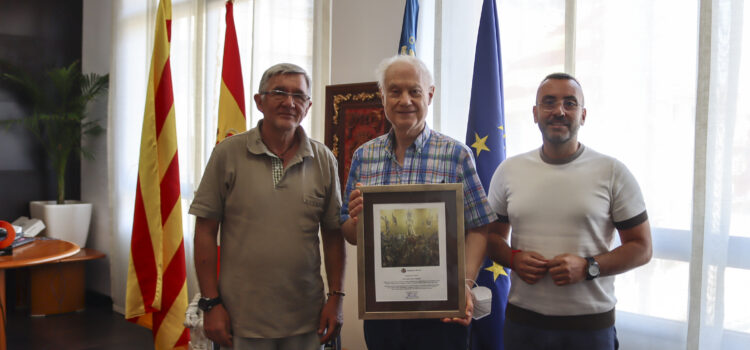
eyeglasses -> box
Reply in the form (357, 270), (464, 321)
(260, 90), (311, 104)
(538, 99), (581, 111)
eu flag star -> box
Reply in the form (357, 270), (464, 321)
(484, 262), (508, 281)
(472, 132), (491, 157)
(498, 125), (506, 138)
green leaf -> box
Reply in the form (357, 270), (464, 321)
(0, 60), (109, 202)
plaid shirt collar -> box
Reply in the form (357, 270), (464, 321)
(384, 124), (432, 156)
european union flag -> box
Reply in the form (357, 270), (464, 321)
(398, 0), (419, 55)
(465, 1), (509, 350)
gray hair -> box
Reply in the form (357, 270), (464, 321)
(258, 63), (311, 94)
(375, 55), (434, 92)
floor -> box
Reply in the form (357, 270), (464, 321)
(6, 290), (154, 350)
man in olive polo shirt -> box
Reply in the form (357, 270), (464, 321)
(190, 63), (345, 350)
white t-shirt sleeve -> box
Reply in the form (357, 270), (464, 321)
(487, 161), (509, 218)
(610, 158), (647, 224)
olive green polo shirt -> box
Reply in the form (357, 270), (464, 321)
(189, 121), (342, 338)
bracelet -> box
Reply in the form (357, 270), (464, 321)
(326, 290), (346, 297)
(510, 249), (522, 270)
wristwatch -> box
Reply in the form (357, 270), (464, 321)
(585, 256), (600, 280)
(198, 296), (222, 312)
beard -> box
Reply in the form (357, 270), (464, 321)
(539, 117), (579, 145)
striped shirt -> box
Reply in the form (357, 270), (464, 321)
(341, 126), (496, 229)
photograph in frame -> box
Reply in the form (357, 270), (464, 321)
(356, 183), (466, 320)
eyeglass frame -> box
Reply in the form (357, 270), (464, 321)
(260, 89), (311, 104)
(537, 98), (582, 111)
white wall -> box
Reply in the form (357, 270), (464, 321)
(330, 1), (404, 348)
(81, 0), (113, 298)
(331, 0), (402, 84)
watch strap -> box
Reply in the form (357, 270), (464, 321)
(585, 256), (599, 280)
(199, 296), (222, 311)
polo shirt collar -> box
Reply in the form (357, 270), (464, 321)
(246, 119), (314, 159)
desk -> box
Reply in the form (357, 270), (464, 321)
(29, 248), (105, 316)
(0, 239), (79, 350)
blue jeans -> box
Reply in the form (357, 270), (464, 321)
(504, 319), (618, 350)
(364, 319), (468, 350)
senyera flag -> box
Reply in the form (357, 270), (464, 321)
(125, 0), (190, 349)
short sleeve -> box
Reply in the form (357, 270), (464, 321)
(340, 147), (363, 223)
(610, 159), (647, 227)
(320, 148), (343, 231)
(457, 145), (497, 229)
(189, 146), (230, 221)
(487, 161), (508, 219)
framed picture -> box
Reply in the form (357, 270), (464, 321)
(324, 82), (390, 194)
(356, 183), (466, 320)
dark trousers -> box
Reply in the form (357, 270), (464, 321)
(364, 319), (468, 350)
(504, 319), (618, 350)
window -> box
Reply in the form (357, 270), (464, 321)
(109, 0), (316, 311)
(575, 3), (697, 347)
(425, 0), (750, 348)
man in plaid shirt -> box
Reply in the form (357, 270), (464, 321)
(340, 55), (496, 350)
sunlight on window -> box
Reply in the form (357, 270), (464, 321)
(169, 8), (198, 199)
(575, 0), (698, 334)
(725, 267), (750, 332)
(730, 1), (750, 239)
(499, 0), (565, 157)
(249, 0), (314, 131)
(576, 0), (698, 233)
(723, 0), (750, 335)
(615, 259), (689, 321)
(434, 0), (564, 149)
(110, 0), (316, 311)
(429, 0), (749, 346)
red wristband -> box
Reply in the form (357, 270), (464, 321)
(510, 249), (522, 270)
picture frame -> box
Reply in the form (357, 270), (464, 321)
(324, 82), (390, 194)
(356, 183), (466, 320)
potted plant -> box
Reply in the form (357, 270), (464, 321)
(1, 60), (108, 247)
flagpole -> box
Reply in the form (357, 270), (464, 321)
(125, 0), (190, 348)
(465, 1), (509, 349)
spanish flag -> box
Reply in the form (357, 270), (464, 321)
(125, 0), (190, 349)
(216, 0), (246, 144)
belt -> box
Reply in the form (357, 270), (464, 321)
(506, 303), (615, 331)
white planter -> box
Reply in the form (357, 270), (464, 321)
(29, 200), (92, 247)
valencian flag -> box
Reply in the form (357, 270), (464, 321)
(465, 0), (509, 349)
(216, 0), (246, 144)
(398, 0), (419, 55)
(125, 0), (190, 349)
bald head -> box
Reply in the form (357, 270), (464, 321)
(536, 72), (584, 106)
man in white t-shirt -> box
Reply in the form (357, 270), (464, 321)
(486, 73), (652, 350)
